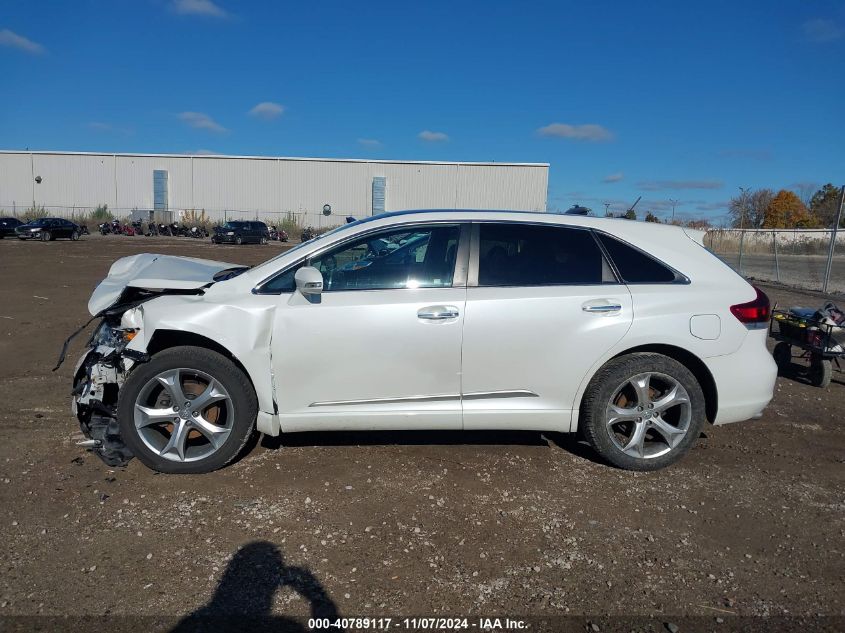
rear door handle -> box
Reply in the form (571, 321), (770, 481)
(418, 305), (460, 320)
(582, 300), (623, 314)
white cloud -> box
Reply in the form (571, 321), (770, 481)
(248, 102), (284, 120)
(637, 180), (723, 191)
(357, 138), (382, 148)
(172, 0), (228, 18)
(418, 130), (449, 142)
(179, 111), (227, 133)
(602, 172), (624, 183)
(0, 29), (45, 55)
(802, 18), (844, 42)
(537, 123), (613, 142)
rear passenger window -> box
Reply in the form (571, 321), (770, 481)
(478, 224), (614, 286)
(596, 233), (679, 283)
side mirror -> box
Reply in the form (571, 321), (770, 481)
(295, 266), (324, 296)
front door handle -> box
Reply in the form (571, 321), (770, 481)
(418, 305), (460, 320)
(582, 300), (623, 314)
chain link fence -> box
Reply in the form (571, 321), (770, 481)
(0, 204), (348, 232)
(705, 228), (844, 295)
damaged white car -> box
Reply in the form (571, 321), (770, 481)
(65, 210), (777, 474)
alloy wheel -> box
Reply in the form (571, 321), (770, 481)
(133, 368), (234, 462)
(605, 372), (692, 459)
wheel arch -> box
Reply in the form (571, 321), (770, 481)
(577, 344), (718, 427)
(146, 330), (257, 398)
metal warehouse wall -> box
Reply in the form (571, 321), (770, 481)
(0, 151), (549, 224)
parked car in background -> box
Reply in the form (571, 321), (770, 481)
(211, 220), (270, 245)
(68, 209), (777, 474)
(15, 217), (83, 241)
(0, 217), (23, 238)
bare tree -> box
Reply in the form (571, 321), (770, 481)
(729, 188), (774, 228)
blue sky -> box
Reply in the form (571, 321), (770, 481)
(1, 0), (844, 223)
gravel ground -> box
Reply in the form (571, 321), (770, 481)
(0, 234), (843, 631)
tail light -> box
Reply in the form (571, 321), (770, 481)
(730, 286), (771, 324)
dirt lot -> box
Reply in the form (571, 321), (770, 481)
(0, 234), (843, 630)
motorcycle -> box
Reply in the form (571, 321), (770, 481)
(98, 222), (112, 236)
(170, 222), (190, 237)
(146, 222), (159, 236)
(278, 229), (289, 242)
(189, 226), (208, 239)
(301, 227), (315, 242)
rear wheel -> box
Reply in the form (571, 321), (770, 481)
(809, 357), (832, 388)
(580, 353), (706, 471)
(117, 346), (257, 474)
(260, 236), (268, 245)
(773, 342), (791, 371)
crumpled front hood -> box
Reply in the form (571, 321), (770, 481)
(88, 253), (244, 315)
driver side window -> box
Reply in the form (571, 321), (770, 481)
(312, 225), (460, 292)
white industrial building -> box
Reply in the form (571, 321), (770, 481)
(0, 150), (548, 226)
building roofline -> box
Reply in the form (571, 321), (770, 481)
(0, 149), (549, 168)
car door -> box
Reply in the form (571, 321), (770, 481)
(268, 222), (468, 431)
(461, 222), (633, 432)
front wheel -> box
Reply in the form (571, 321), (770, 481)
(117, 346), (258, 474)
(235, 236), (243, 245)
(579, 353), (706, 471)
(40, 230), (52, 242)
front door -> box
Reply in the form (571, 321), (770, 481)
(271, 223), (468, 431)
(461, 222), (633, 431)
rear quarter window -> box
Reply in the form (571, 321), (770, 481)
(596, 232), (681, 283)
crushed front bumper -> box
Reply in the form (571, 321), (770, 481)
(70, 322), (148, 466)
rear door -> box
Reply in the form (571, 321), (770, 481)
(460, 222), (633, 431)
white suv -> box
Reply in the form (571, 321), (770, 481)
(67, 210), (777, 473)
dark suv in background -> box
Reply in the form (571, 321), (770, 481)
(0, 217), (23, 238)
(15, 218), (83, 241)
(212, 221), (271, 245)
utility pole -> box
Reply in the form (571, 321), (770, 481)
(604, 202), (611, 217)
(669, 198), (678, 221)
(822, 184), (845, 294)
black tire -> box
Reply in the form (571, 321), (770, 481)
(260, 236), (268, 245)
(117, 346), (258, 474)
(235, 235), (243, 245)
(809, 358), (832, 388)
(41, 230), (51, 242)
(773, 342), (791, 371)
(70, 230), (80, 241)
(579, 352), (706, 471)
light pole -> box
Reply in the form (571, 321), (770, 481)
(738, 186), (750, 230)
(604, 202), (611, 217)
(669, 198), (678, 221)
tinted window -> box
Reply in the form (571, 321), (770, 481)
(478, 224), (612, 286)
(596, 233), (678, 283)
(313, 225), (460, 291)
(260, 225), (461, 294)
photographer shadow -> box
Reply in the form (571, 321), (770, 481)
(171, 540), (340, 633)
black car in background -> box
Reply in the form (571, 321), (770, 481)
(15, 217), (83, 241)
(211, 220), (271, 245)
(0, 217), (23, 238)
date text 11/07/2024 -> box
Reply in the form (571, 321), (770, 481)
(307, 617), (528, 630)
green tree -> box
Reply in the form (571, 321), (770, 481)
(762, 190), (816, 228)
(644, 211), (660, 223)
(809, 184), (844, 228)
(622, 209), (637, 220)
